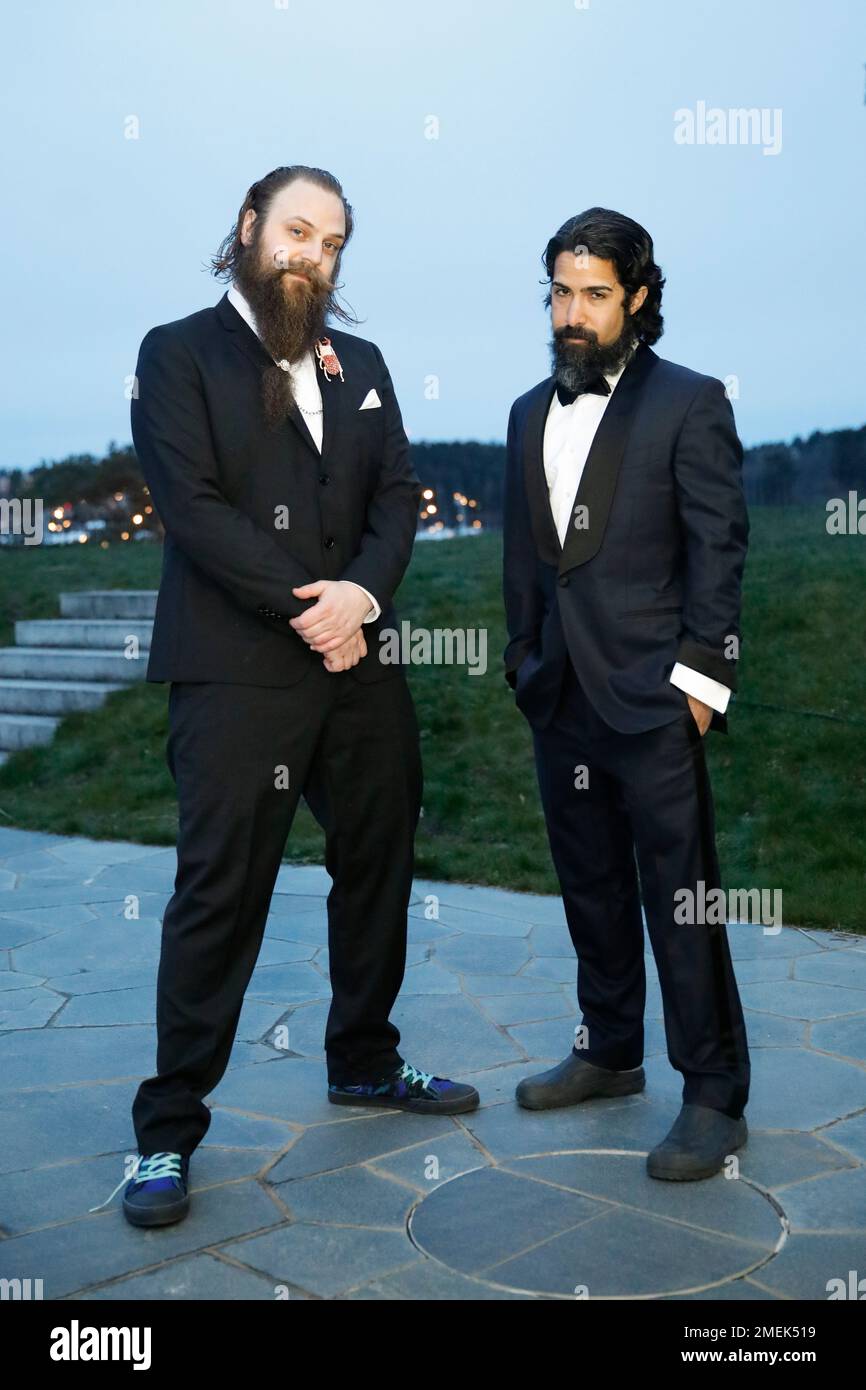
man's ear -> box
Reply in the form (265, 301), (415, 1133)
(241, 208), (257, 247)
(629, 284), (649, 315)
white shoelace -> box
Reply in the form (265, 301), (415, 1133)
(88, 1152), (182, 1213)
(400, 1062), (434, 1089)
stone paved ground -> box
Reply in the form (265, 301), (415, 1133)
(0, 825), (864, 1301)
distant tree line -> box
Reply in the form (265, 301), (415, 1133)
(2, 424), (865, 536)
(742, 426), (866, 505)
(412, 427), (866, 515)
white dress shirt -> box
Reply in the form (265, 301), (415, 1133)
(543, 354), (730, 715)
(226, 283), (380, 623)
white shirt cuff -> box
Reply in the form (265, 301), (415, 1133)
(345, 582), (380, 622)
(670, 662), (731, 714)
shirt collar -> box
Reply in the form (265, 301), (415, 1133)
(226, 282), (258, 335)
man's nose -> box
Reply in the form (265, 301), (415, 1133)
(566, 302), (587, 328)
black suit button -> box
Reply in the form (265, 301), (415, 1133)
(558, 576), (570, 587)
(319, 473), (330, 485)
(324, 536), (336, 549)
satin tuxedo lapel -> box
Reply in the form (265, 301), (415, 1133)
(522, 379), (562, 566)
(215, 292), (326, 457)
(522, 342), (659, 574)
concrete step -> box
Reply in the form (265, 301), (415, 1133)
(0, 713), (60, 751)
(15, 618), (153, 650)
(0, 679), (126, 715)
(0, 648), (148, 683)
(59, 590), (158, 620)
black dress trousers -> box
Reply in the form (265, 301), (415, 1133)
(131, 661), (422, 1157)
(530, 658), (750, 1120)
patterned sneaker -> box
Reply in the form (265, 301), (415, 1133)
(121, 1152), (191, 1228)
(328, 1061), (479, 1114)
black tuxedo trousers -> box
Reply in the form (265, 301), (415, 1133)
(131, 663), (422, 1156)
(532, 657), (750, 1120)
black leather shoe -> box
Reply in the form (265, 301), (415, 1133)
(647, 1104), (748, 1181)
(515, 1052), (646, 1110)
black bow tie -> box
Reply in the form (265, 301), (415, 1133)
(555, 375), (611, 407)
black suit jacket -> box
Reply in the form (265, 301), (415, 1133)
(130, 293), (423, 685)
(502, 342), (749, 734)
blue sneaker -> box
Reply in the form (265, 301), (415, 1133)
(328, 1061), (479, 1114)
(121, 1152), (190, 1227)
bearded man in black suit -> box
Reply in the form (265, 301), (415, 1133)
(122, 166), (478, 1229)
(502, 207), (751, 1181)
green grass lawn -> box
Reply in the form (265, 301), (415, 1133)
(0, 505), (863, 931)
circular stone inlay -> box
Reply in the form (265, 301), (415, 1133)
(408, 1152), (785, 1299)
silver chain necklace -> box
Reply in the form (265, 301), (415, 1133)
(274, 356), (323, 416)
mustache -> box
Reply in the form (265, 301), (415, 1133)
(555, 327), (596, 342)
(274, 259), (334, 294)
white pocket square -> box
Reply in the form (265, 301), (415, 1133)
(359, 389), (381, 410)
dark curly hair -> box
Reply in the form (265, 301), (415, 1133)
(210, 165), (359, 326)
(541, 207), (665, 345)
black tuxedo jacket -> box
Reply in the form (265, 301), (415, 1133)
(502, 342), (749, 734)
(130, 293), (423, 685)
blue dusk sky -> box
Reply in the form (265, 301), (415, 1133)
(2, 0), (864, 470)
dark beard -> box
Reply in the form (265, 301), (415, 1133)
(233, 242), (332, 429)
(550, 315), (639, 393)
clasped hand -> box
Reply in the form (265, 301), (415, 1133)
(290, 580), (371, 672)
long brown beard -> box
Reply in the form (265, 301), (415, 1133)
(234, 243), (333, 429)
(260, 363), (299, 431)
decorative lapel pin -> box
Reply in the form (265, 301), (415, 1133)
(314, 336), (344, 382)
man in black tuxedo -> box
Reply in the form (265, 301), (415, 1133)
(123, 166), (477, 1228)
(502, 207), (751, 1181)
